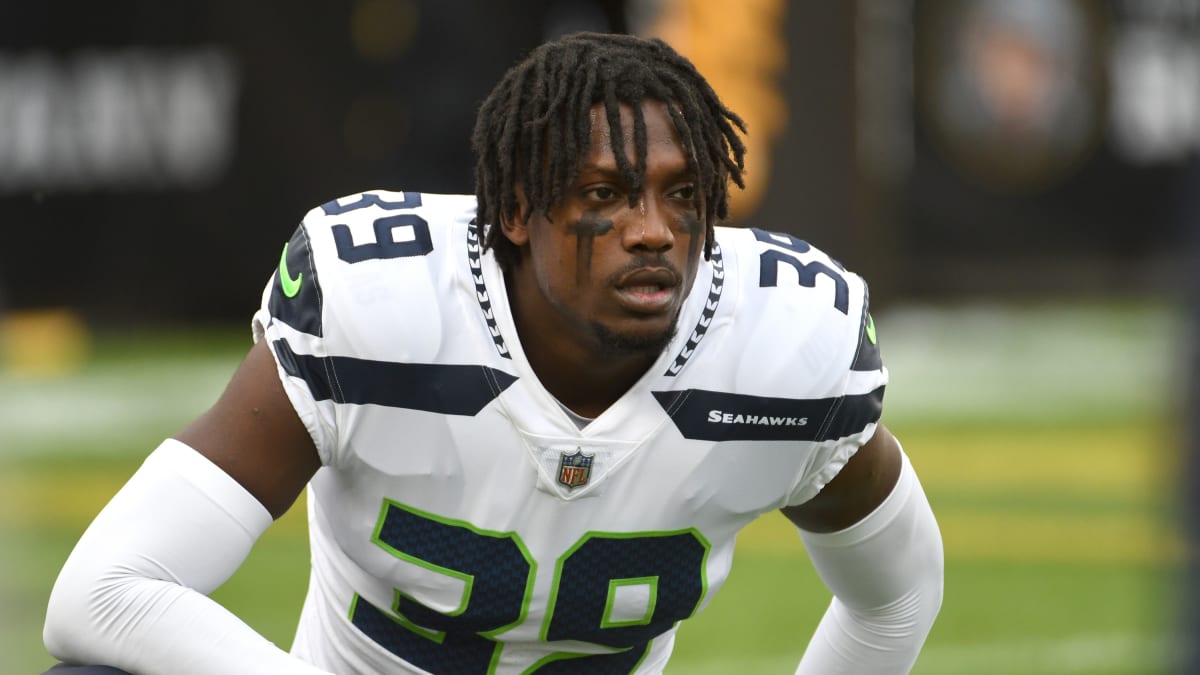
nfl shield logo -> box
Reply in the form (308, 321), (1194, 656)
(557, 448), (594, 489)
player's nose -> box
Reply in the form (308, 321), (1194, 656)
(621, 195), (674, 252)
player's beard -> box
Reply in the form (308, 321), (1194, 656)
(587, 313), (680, 359)
(582, 255), (687, 358)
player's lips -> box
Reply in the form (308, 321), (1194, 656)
(614, 268), (679, 313)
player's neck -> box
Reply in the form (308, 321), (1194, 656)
(506, 279), (659, 419)
(524, 341), (655, 419)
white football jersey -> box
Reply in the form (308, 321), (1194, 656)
(251, 190), (887, 675)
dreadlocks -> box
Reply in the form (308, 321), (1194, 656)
(471, 32), (747, 269)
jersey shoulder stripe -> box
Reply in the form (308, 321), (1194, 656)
(255, 190), (487, 462)
(695, 225), (886, 457)
(651, 385), (884, 442)
(270, 339), (517, 416)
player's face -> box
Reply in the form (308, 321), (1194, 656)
(506, 100), (704, 358)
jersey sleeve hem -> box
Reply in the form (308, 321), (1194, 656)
(253, 307), (337, 465)
(782, 276), (887, 507)
(784, 421), (880, 507)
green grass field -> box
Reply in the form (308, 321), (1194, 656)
(0, 302), (1187, 674)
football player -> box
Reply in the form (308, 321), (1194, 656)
(43, 32), (942, 674)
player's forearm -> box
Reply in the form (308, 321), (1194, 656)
(45, 576), (331, 675)
(794, 449), (943, 674)
(44, 440), (333, 675)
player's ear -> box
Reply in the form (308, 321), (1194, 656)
(499, 185), (530, 247)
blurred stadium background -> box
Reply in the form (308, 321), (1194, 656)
(1, 1), (1197, 673)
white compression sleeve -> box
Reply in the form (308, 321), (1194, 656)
(44, 439), (333, 675)
(794, 449), (944, 674)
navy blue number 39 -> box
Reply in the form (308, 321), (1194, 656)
(321, 191), (434, 261)
(752, 228), (848, 314)
(350, 501), (709, 674)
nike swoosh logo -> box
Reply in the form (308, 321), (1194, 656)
(865, 314), (877, 345)
(279, 242), (303, 298)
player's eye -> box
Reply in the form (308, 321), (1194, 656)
(583, 186), (618, 201)
(671, 184), (697, 203)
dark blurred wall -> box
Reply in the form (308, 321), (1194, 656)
(749, 0), (1198, 304)
(0, 0), (1195, 322)
(0, 0), (624, 323)
(743, 2), (860, 267)
(899, 0), (1199, 299)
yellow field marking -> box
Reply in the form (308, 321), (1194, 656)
(2, 420), (1184, 565)
(732, 506), (1184, 564)
(727, 422), (1185, 564)
(0, 470), (127, 529)
(0, 309), (91, 376)
(935, 511), (1185, 564)
(900, 424), (1182, 499)
(0, 468), (309, 535)
(3, 464), (1181, 564)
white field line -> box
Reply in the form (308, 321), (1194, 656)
(915, 632), (1179, 674)
(0, 356), (235, 455)
(879, 304), (1180, 425)
(667, 633), (1179, 675)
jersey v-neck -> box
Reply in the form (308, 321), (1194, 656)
(472, 230), (717, 440)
